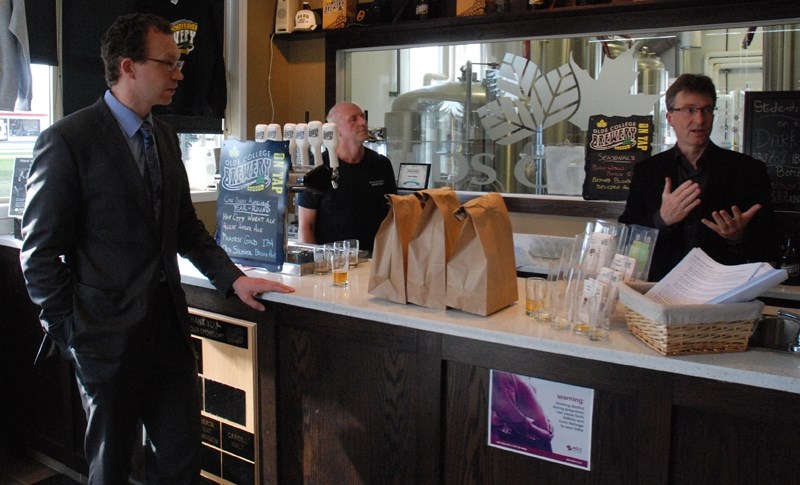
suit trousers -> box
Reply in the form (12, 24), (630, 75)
(72, 282), (201, 484)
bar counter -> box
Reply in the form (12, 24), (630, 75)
(4, 238), (800, 484)
(178, 257), (800, 394)
(177, 256), (800, 483)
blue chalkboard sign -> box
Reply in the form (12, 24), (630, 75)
(216, 139), (291, 271)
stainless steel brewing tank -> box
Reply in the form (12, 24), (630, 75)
(636, 46), (667, 95)
(385, 81), (488, 188)
(635, 46), (669, 148)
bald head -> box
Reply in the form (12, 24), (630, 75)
(326, 102), (369, 147)
(327, 102), (362, 123)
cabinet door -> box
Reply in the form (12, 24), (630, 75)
(274, 305), (435, 484)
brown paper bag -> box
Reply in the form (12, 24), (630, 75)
(368, 194), (423, 303)
(446, 193), (518, 316)
(406, 187), (464, 310)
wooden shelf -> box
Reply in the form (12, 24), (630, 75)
(275, 0), (798, 50)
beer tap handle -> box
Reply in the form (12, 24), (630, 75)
(307, 120), (324, 166)
(255, 124), (268, 142)
(283, 123), (297, 167)
(295, 123), (309, 167)
(322, 122), (339, 189)
(267, 123), (282, 141)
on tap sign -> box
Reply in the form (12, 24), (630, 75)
(216, 139), (290, 271)
(582, 115), (653, 201)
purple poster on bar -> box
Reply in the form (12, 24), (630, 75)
(488, 370), (595, 470)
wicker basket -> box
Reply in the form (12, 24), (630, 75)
(625, 308), (756, 356)
(618, 282), (763, 356)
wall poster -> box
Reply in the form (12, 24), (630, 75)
(488, 370), (595, 470)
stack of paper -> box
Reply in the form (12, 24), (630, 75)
(645, 248), (787, 305)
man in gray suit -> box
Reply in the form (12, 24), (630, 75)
(19, 13), (294, 484)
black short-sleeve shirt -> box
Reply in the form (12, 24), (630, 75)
(297, 148), (397, 252)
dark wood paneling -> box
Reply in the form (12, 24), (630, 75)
(634, 372), (673, 484)
(442, 362), (487, 485)
(442, 334), (641, 395)
(441, 336), (649, 483)
(0, 246), (88, 475)
(670, 406), (799, 485)
(671, 373), (800, 425)
(442, 360), (640, 484)
(182, 283), (263, 323)
(273, 303), (436, 484)
(256, 308), (279, 485)
(415, 332), (444, 485)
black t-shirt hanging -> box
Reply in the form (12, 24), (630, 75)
(136, 0), (227, 119)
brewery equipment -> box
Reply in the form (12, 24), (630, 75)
(384, 66), (491, 189)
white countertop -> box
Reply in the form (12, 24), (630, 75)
(177, 257), (800, 395)
(3, 234), (797, 394)
(189, 189), (219, 203)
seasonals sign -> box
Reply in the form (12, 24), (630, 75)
(582, 115), (653, 201)
(216, 139), (291, 271)
(743, 91), (800, 212)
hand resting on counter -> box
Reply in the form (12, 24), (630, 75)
(233, 276), (295, 311)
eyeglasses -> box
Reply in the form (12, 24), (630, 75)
(668, 106), (716, 116)
(145, 58), (185, 72)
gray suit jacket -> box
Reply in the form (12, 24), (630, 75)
(20, 97), (243, 377)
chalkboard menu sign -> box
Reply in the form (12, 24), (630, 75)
(216, 139), (290, 271)
(582, 115), (653, 201)
(8, 157), (32, 217)
(743, 91), (800, 212)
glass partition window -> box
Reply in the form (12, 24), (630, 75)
(344, 24), (798, 197)
(179, 133), (223, 190)
(0, 64), (54, 207)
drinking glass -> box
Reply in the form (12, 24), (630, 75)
(525, 277), (551, 322)
(587, 293), (611, 341)
(330, 245), (350, 287)
(343, 239), (359, 267)
(313, 245), (330, 274)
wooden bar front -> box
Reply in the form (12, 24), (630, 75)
(4, 241), (800, 484)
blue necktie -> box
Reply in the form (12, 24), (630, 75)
(140, 121), (162, 226)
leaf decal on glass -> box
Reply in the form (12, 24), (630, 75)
(478, 53), (579, 145)
(532, 63), (580, 128)
(567, 49), (660, 131)
(478, 97), (536, 145)
(496, 52), (540, 101)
